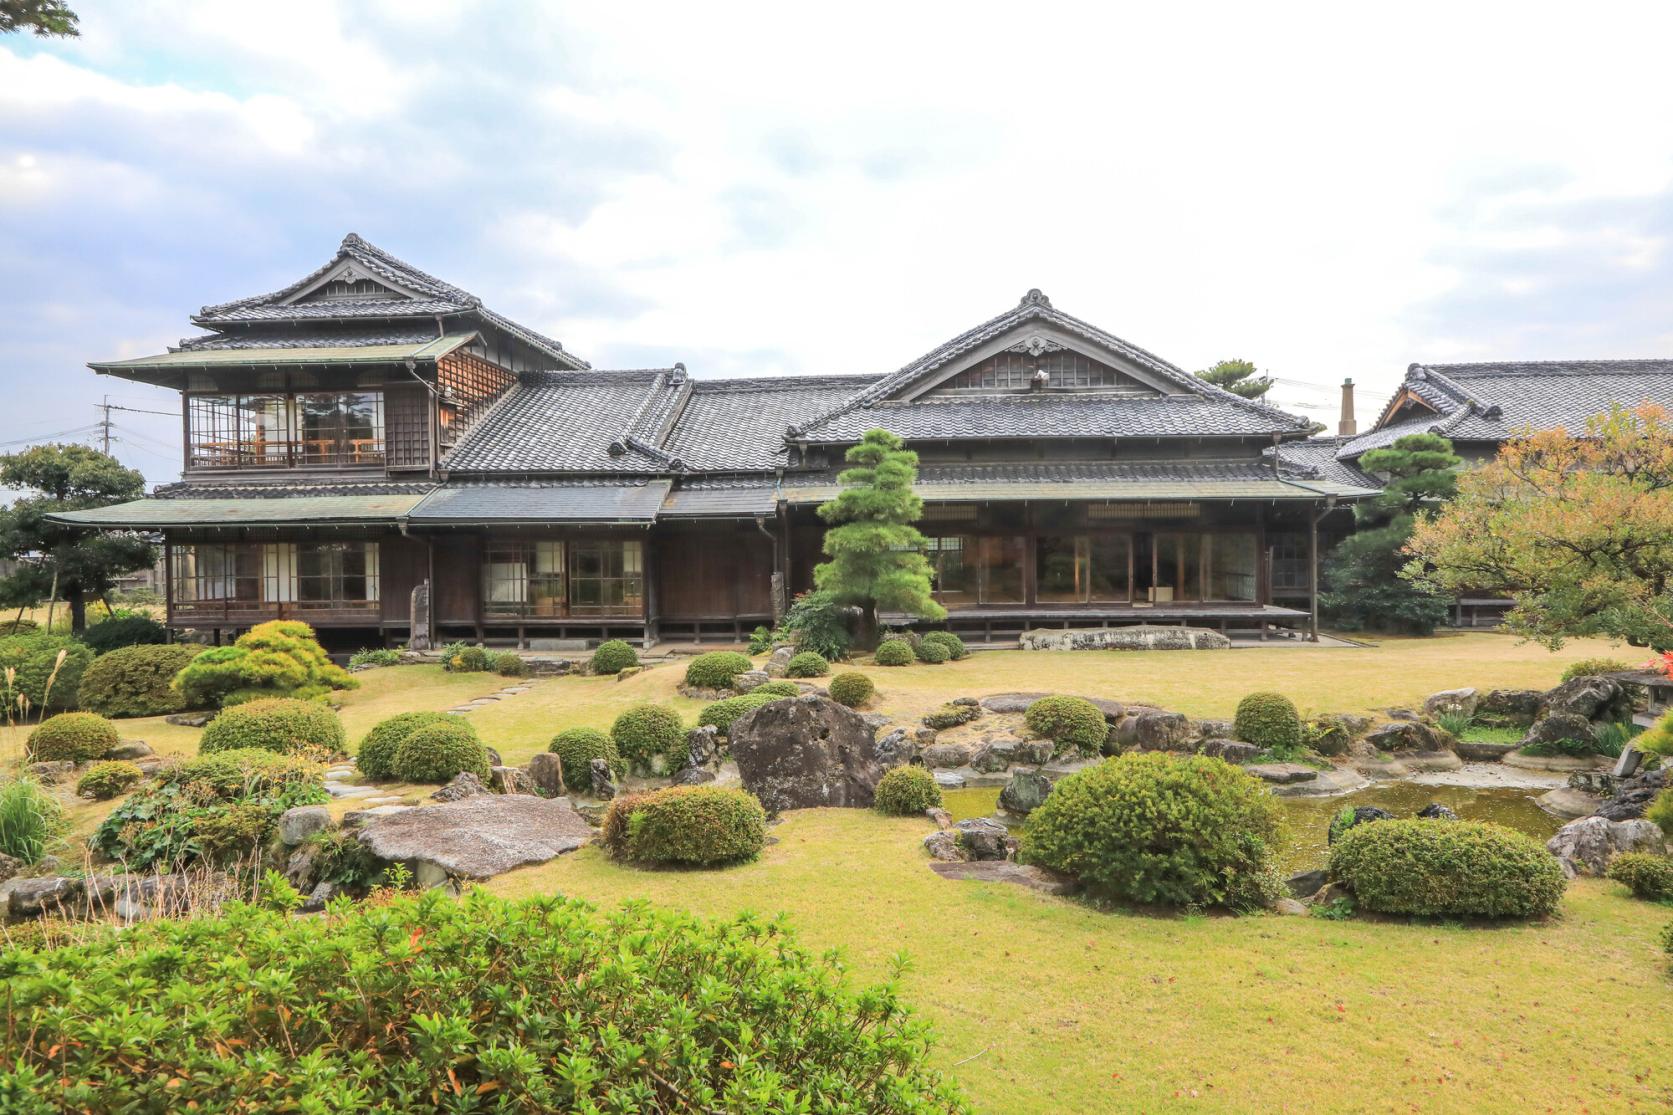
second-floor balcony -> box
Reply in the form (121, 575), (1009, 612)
(187, 391), (385, 471)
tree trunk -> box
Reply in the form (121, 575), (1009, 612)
(67, 584), (86, 634)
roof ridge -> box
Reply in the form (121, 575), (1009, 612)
(338, 233), (478, 304)
(1423, 357), (1673, 375)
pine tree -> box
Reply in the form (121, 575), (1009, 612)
(1194, 358), (1273, 400)
(814, 429), (945, 646)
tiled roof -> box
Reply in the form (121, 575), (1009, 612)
(1342, 359), (1673, 459)
(177, 328), (440, 351)
(49, 493), (426, 528)
(440, 369), (680, 475)
(1269, 437), (1379, 488)
(409, 479), (670, 523)
(790, 289), (1311, 440)
(152, 479), (436, 500)
(794, 393), (1307, 443)
(662, 374), (884, 471)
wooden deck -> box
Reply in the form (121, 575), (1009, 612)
(885, 603), (1309, 642)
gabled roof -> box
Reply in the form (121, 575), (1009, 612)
(789, 289), (1312, 442)
(1270, 436), (1379, 488)
(1341, 358), (1673, 459)
(182, 234), (587, 370)
(662, 374), (884, 471)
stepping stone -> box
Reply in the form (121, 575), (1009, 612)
(324, 783), (377, 798)
(933, 770), (966, 788)
(362, 796), (407, 806)
(324, 770), (351, 781)
(1246, 763), (1319, 785)
(928, 860), (1079, 896)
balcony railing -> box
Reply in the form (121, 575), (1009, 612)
(188, 438), (386, 470)
(171, 598), (382, 625)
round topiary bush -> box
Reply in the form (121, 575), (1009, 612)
(493, 652), (529, 678)
(391, 721), (491, 783)
(198, 698), (345, 757)
(26, 712), (119, 763)
(874, 765), (942, 815)
(827, 671), (875, 708)
(611, 704), (689, 771)
(357, 712), (474, 781)
(80, 614), (169, 655)
(751, 680), (800, 698)
(591, 639), (639, 675)
(920, 631), (967, 661)
(684, 651), (753, 689)
(76, 760), (143, 800)
(785, 651), (830, 678)
(912, 641), (949, 664)
(1233, 692), (1303, 753)
(698, 692), (783, 737)
(1024, 695), (1108, 756)
(441, 644), (492, 673)
(1329, 819), (1567, 918)
(1023, 752), (1284, 909)
(874, 639), (914, 666)
(549, 727), (624, 789)
(605, 786), (767, 866)
(1606, 851), (1673, 901)
(77, 643), (203, 718)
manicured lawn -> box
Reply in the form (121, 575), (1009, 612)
(489, 808), (1673, 1113)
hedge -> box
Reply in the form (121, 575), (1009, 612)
(549, 727), (624, 789)
(1023, 695), (1107, 756)
(605, 785), (768, 866)
(828, 671), (875, 708)
(875, 766), (942, 815)
(1329, 819), (1566, 919)
(874, 639), (914, 666)
(1023, 752), (1283, 909)
(26, 712), (119, 763)
(198, 698), (345, 756)
(590, 639), (639, 674)
(785, 651), (830, 678)
(76, 643), (202, 718)
(392, 721), (491, 783)
(357, 712), (474, 781)
(0, 890), (969, 1112)
(684, 651), (753, 689)
(79, 613), (168, 654)
(611, 704), (689, 771)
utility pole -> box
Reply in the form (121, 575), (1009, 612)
(95, 396), (115, 455)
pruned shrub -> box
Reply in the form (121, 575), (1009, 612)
(76, 760), (143, 800)
(160, 748), (325, 802)
(26, 711), (119, 763)
(924, 704), (978, 730)
(605, 786), (768, 866)
(913, 641), (949, 664)
(1329, 819), (1566, 919)
(1023, 752), (1284, 909)
(76, 643), (203, 718)
(612, 704), (689, 771)
(357, 712), (474, 782)
(80, 613), (168, 654)
(920, 631), (967, 661)
(0, 890), (967, 1111)
(684, 651), (753, 689)
(1606, 852), (1673, 901)
(782, 589), (852, 661)
(591, 639), (639, 675)
(875, 765), (942, 816)
(1024, 695), (1108, 756)
(751, 680), (800, 698)
(0, 777), (66, 865)
(436, 642), (492, 672)
(1561, 657), (1633, 682)
(786, 650), (830, 678)
(549, 726), (623, 788)
(1234, 691), (1303, 754)
(828, 671), (875, 708)
(348, 648), (402, 668)
(0, 633), (95, 713)
(198, 698), (345, 756)
(173, 621), (356, 707)
(392, 721), (491, 783)
(874, 639), (914, 666)
(493, 651), (529, 678)
(698, 692), (783, 737)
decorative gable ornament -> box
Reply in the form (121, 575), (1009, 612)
(1008, 335), (1065, 357)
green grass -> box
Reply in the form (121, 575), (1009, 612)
(490, 808), (1673, 1113)
(1458, 724), (1523, 744)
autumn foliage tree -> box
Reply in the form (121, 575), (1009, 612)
(814, 428), (945, 646)
(1405, 404), (1673, 649)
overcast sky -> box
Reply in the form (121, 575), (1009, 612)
(4, 1), (1673, 483)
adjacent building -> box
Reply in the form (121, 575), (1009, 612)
(54, 235), (1377, 649)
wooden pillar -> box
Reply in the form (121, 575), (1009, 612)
(1307, 501), (1322, 643)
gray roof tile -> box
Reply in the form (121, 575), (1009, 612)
(440, 369), (678, 475)
(410, 479), (671, 522)
(663, 375), (884, 470)
(796, 393), (1304, 443)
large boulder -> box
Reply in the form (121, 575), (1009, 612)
(1519, 714), (1597, 751)
(1365, 720), (1449, 753)
(526, 752), (565, 797)
(1475, 689), (1544, 728)
(1117, 710), (1193, 752)
(978, 692), (1049, 714)
(921, 742), (973, 769)
(1541, 676), (1630, 722)
(1423, 688), (1479, 719)
(1018, 625), (1231, 651)
(728, 694), (884, 813)
(1546, 815), (1666, 877)
(954, 817), (1016, 861)
(357, 795), (594, 884)
(1596, 768), (1670, 821)
(1198, 738), (1258, 764)
(998, 769), (1053, 815)
(278, 805), (332, 846)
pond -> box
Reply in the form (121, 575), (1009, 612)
(939, 775), (1564, 877)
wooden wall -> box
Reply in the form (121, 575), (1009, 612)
(654, 525), (774, 620)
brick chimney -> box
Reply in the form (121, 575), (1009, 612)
(1338, 378), (1357, 436)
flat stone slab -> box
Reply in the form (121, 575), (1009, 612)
(1537, 787), (1602, 820)
(1267, 767), (1369, 797)
(1408, 762), (1567, 790)
(933, 770), (966, 788)
(324, 782), (377, 798)
(1246, 763), (1319, 785)
(1454, 740), (1518, 762)
(1504, 750), (1612, 772)
(356, 796), (593, 880)
(928, 860), (1079, 895)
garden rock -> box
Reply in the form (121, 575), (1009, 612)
(764, 646), (796, 677)
(1273, 898), (1309, 916)
(1476, 689), (1544, 727)
(922, 742), (973, 769)
(874, 728), (918, 769)
(969, 744), (1013, 774)
(1595, 768), (1669, 821)
(490, 766), (535, 795)
(108, 740), (153, 760)
(914, 727), (939, 746)
(1542, 676), (1629, 722)
(1366, 720), (1448, 753)
(431, 771), (489, 802)
(300, 881), (341, 914)
(1013, 739), (1055, 765)
(165, 711), (215, 728)
(954, 817), (1016, 861)
(1246, 763), (1318, 785)
(356, 794), (594, 881)
(526, 752), (566, 797)
(1194, 718), (1235, 741)
(284, 842), (324, 890)
(728, 695), (884, 813)
(671, 763), (716, 785)
(1454, 739), (1519, 762)
(1198, 738), (1258, 764)
(1329, 805), (1393, 844)
(483, 746), (503, 767)
(927, 807), (953, 828)
(1423, 688), (1479, 719)
(998, 769), (1053, 815)
(278, 805), (332, 846)
(1386, 708), (1421, 721)
(1286, 869), (1328, 899)
(590, 757), (617, 799)
(686, 725), (721, 767)
(733, 670), (772, 693)
(923, 830), (963, 862)
(928, 860), (1079, 895)
(861, 712), (891, 731)
(1315, 712), (1374, 738)
(1547, 816), (1666, 877)
(980, 692), (1049, 714)
(0, 852), (19, 884)
(25, 761), (75, 784)
(1417, 803), (1460, 821)
(7, 876), (82, 918)
(933, 770), (966, 789)
(1120, 710), (1192, 752)
(1519, 714), (1596, 750)
(1018, 625), (1231, 651)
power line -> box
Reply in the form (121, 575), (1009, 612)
(0, 423), (102, 449)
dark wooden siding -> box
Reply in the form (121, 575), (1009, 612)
(655, 525), (775, 620)
(432, 535), (481, 625)
(385, 384), (431, 470)
(379, 533), (427, 624)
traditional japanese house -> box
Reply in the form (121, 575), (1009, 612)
(55, 235), (1377, 649)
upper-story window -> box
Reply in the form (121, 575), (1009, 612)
(935, 349), (1151, 393)
(188, 392), (385, 469)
